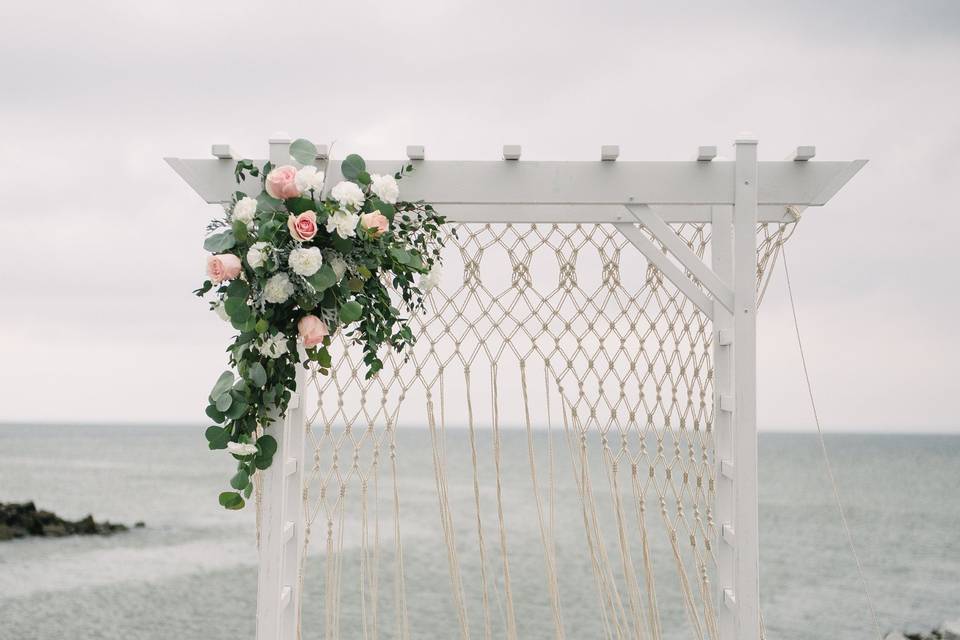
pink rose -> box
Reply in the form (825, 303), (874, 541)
(359, 212), (389, 237)
(265, 165), (300, 200)
(298, 315), (329, 348)
(287, 210), (318, 242)
(207, 254), (242, 284)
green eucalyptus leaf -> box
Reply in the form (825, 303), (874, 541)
(230, 470), (250, 491)
(215, 392), (233, 412)
(307, 265), (337, 292)
(205, 426), (230, 450)
(203, 231), (236, 253)
(225, 296), (251, 322)
(225, 392), (248, 419)
(219, 492), (245, 510)
(289, 138), (318, 165)
(339, 300), (363, 323)
(254, 319), (269, 334)
(210, 371), (235, 401)
(256, 192), (284, 212)
(257, 435), (278, 459)
(248, 362), (267, 388)
(389, 247), (411, 266)
(341, 154), (366, 181)
(285, 197), (315, 215)
(206, 403), (226, 423)
(232, 220), (249, 242)
(243, 483), (254, 499)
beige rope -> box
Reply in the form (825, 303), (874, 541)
(291, 221), (795, 639)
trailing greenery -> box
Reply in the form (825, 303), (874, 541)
(196, 138), (447, 510)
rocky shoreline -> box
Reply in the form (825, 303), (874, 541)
(0, 501), (143, 540)
(886, 622), (960, 640)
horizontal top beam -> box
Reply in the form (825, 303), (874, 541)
(165, 157), (866, 217)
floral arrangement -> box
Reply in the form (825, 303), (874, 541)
(196, 138), (447, 510)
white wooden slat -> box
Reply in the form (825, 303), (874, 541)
(211, 144), (235, 159)
(792, 145), (816, 161)
(698, 146), (717, 161)
(721, 524), (736, 546)
(433, 204), (801, 224)
(712, 203), (736, 640)
(627, 204), (735, 313)
(613, 222), (715, 319)
(733, 137), (762, 640)
(164, 157), (866, 208)
(601, 145), (620, 161)
(502, 145), (521, 160)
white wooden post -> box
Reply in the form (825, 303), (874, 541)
(711, 203), (736, 640)
(732, 136), (761, 640)
(256, 134), (308, 640)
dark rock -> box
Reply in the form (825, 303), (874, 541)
(0, 502), (138, 541)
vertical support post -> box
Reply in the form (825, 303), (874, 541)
(257, 134), (308, 640)
(732, 136), (761, 640)
(711, 204), (736, 640)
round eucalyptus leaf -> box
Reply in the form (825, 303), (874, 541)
(289, 138), (317, 165)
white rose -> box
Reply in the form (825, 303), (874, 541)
(331, 181), (365, 210)
(246, 241), (271, 270)
(288, 246), (323, 277)
(263, 272), (295, 304)
(325, 209), (360, 239)
(213, 301), (231, 322)
(329, 255), (348, 281)
(227, 441), (259, 456)
(369, 173), (399, 204)
(419, 264), (442, 292)
(258, 333), (289, 359)
(232, 197), (257, 226)
(295, 166), (325, 194)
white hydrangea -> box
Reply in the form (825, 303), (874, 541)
(419, 264), (442, 292)
(294, 166), (325, 193)
(329, 255), (348, 281)
(369, 173), (399, 204)
(246, 241), (271, 270)
(232, 197), (258, 226)
(226, 441), (258, 456)
(213, 301), (231, 322)
(258, 333), (289, 359)
(288, 246), (323, 277)
(331, 181), (364, 210)
(263, 272), (295, 304)
(326, 209), (360, 239)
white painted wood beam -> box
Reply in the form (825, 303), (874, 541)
(613, 222), (714, 318)
(165, 156), (866, 208)
(601, 145), (620, 161)
(626, 204), (735, 313)
(406, 145), (425, 160)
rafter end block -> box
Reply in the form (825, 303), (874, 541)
(720, 394), (734, 413)
(268, 132), (291, 144)
(314, 144), (329, 159)
(600, 145), (620, 161)
(697, 146), (717, 161)
(211, 144), (235, 160)
(718, 329), (733, 346)
(502, 145), (522, 161)
(793, 145), (816, 161)
(406, 145), (425, 161)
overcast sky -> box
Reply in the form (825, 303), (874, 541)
(1, 1), (958, 432)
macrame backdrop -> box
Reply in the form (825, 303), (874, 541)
(291, 221), (794, 640)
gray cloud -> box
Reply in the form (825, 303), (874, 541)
(1, 0), (958, 431)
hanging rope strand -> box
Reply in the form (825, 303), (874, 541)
(781, 247), (884, 640)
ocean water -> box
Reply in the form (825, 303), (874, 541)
(0, 424), (957, 639)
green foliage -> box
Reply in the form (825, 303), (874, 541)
(198, 139), (449, 510)
(204, 231), (235, 252)
(289, 138), (318, 165)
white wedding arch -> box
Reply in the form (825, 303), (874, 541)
(168, 135), (864, 640)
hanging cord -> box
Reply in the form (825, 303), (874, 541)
(781, 247), (884, 640)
